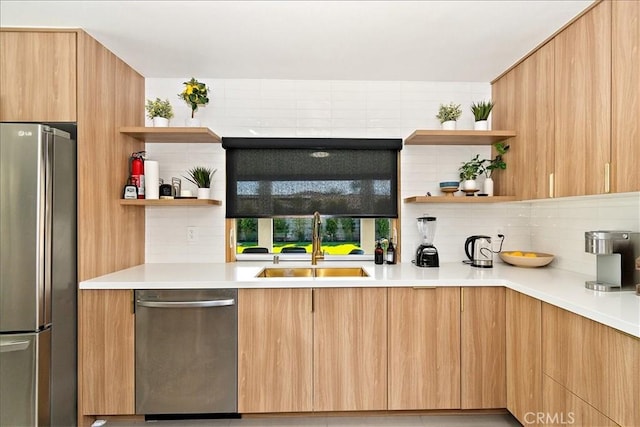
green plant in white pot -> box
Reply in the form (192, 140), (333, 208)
(436, 102), (462, 130)
(471, 100), (494, 130)
(480, 142), (510, 196)
(458, 154), (483, 192)
(145, 98), (174, 127)
(184, 166), (216, 199)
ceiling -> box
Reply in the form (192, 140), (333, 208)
(1, 0), (593, 82)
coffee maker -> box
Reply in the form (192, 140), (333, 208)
(584, 230), (640, 291)
(415, 216), (439, 267)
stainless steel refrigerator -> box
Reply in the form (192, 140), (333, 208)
(0, 123), (77, 426)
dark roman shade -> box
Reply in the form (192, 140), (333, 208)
(222, 137), (402, 218)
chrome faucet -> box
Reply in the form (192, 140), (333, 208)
(311, 211), (325, 265)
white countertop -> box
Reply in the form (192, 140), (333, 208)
(80, 261), (640, 338)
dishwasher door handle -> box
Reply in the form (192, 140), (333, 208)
(136, 298), (236, 309)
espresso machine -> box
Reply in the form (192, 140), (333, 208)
(584, 230), (640, 291)
(415, 216), (439, 267)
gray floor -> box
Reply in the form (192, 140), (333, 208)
(104, 414), (521, 427)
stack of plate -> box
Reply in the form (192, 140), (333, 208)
(439, 181), (459, 196)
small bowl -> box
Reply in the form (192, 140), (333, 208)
(439, 181), (459, 188)
(500, 251), (554, 268)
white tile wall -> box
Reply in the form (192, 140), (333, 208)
(144, 78), (639, 274)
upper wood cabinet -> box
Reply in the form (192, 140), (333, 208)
(388, 287), (460, 410)
(237, 288), (313, 413)
(0, 30), (77, 122)
(506, 289), (542, 425)
(313, 287), (387, 411)
(460, 287), (506, 409)
(493, 0), (639, 199)
(554, 1), (611, 197)
(611, 0), (640, 193)
(492, 41), (555, 200)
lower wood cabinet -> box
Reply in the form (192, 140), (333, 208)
(79, 290), (135, 415)
(237, 288), (313, 413)
(388, 287), (460, 410)
(542, 374), (615, 427)
(461, 287), (506, 409)
(542, 303), (640, 427)
(506, 289), (542, 425)
(313, 287), (387, 411)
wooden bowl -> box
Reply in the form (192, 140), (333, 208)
(499, 251), (554, 268)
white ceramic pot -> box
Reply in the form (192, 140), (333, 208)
(197, 188), (211, 199)
(474, 120), (488, 131)
(483, 177), (494, 196)
(461, 179), (477, 191)
(152, 117), (169, 127)
(185, 118), (201, 127)
(441, 120), (456, 130)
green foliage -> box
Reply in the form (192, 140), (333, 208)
(183, 166), (216, 188)
(482, 142), (510, 178)
(145, 98), (174, 119)
(436, 102), (462, 123)
(179, 77), (210, 118)
(459, 154), (484, 181)
(471, 100), (495, 121)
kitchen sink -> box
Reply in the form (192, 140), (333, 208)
(255, 267), (369, 278)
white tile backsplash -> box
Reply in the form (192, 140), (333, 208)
(144, 78), (639, 273)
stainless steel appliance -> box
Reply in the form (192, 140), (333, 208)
(135, 289), (238, 415)
(415, 216), (439, 267)
(465, 235), (494, 268)
(585, 230), (640, 292)
(0, 123), (77, 426)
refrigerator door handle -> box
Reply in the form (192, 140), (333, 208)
(42, 130), (54, 327)
(0, 339), (31, 353)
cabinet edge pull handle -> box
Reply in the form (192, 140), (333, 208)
(604, 163), (610, 193)
(549, 173), (554, 198)
(412, 286), (436, 290)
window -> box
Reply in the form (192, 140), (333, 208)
(236, 217), (395, 255)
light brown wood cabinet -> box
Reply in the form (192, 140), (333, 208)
(78, 290), (135, 415)
(387, 287), (460, 410)
(460, 287), (506, 409)
(611, 0), (640, 193)
(542, 303), (640, 426)
(492, 41), (555, 200)
(493, 0), (639, 199)
(237, 288), (313, 413)
(542, 374), (616, 427)
(554, 1), (611, 197)
(0, 30), (77, 122)
(313, 287), (387, 411)
(505, 289), (542, 425)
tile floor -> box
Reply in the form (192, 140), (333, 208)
(105, 414), (521, 427)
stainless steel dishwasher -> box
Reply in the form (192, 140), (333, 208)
(135, 289), (237, 415)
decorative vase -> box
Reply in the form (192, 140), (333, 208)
(185, 118), (201, 127)
(483, 177), (494, 196)
(441, 120), (456, 130)
(461, 179), (477, 191)
(152, 117), (169, 127)
(474, 120), (488, 131)
(197, 187), (210, 199)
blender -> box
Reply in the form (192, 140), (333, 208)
(415, 216), (439, 267)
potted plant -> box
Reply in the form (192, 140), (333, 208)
(459, 154), (483, 192)
(184, 166), (216, 199)
(436, 102), (462, 130)
(471, 100), (494, 130)
(179, 77), (210, 127)
(480, 142), (510, 196)
(145, 98), (174, 127)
